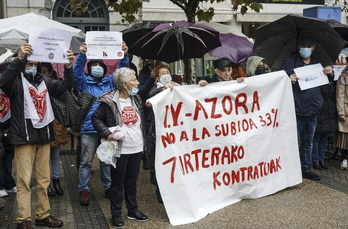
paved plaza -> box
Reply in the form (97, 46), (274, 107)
(0, 138), (347, 229)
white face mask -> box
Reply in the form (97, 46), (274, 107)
(160, 74), (172, 85)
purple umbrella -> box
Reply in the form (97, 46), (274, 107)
(208, 33), (256, 63)
(133, 20), (221, 63)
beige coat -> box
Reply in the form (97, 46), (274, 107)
(336, 74), (348, 133)
(50, 119), (68, 147)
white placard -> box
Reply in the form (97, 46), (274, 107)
(28, 27), (72, 63)
(149, 71), (302, 226)
(294, 63), (329, 90)
(333, 65), (347, 81)
(85, 31), (123, 59)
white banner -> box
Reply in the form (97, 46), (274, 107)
(28, 27), (72, 63)
(86, 31), (123, 59)
(149, 71), (302, 226)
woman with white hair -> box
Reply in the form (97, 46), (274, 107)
(92, 67), (148, 228)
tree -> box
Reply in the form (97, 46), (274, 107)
(70, 0), (263, 24)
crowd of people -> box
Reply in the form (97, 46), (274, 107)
(0, 32), (347, 229)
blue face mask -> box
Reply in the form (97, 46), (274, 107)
(91, 65), (104, 78)
(25, 67), (37, 76)
(299, 48), (312, 58)
(127, 86), (139, 96)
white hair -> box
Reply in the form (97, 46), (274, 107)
(113, 68), (136, 90)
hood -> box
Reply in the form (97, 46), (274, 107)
(87, 59), (107, 77)
(246, 56), (265, 77)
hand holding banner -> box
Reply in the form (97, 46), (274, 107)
(28, 27), (72, 63)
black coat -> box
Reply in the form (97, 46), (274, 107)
(92, 88), (147, 154)
(0, 58), (74, 145)
(316, 76), (338, 133)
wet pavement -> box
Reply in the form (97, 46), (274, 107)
(0, 138), (347, 228)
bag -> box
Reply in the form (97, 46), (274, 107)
(96, 139), (119, 168)
(51, 90), (96, 127)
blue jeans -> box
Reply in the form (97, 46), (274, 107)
(0, 146), (15, 190)
(312, 132), (330, 163)
(78, 133), (111, 192)
(296, 115), (317, 173)
(50, 146), (60, 179)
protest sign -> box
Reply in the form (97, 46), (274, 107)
(294, 63), (329, 90)
(28, 27), (72, 63)
(148, 71), (302, 226)
(86, 31), (123, 59)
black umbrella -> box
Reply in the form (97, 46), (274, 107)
(132, 20), (221, 63)
(121, 21), (166, 56)
(326, 19), (348, 48)
(253, 14), (346, 69)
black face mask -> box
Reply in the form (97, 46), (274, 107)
(255, 67), (266, 75)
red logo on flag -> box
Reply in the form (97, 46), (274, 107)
(0, 92), (10, 118)
(28, 87), (48, 122)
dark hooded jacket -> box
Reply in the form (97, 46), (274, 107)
(279, 52), (324, 117)
(0, 58), (74, 145)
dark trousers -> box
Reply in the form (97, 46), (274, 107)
(110, 152), (142, 218)
(0, 145), (15, 190)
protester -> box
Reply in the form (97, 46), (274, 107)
(335, 66), (348, 170)
(279, 36), (333, 180)
(136, 59), (158, 169)
(246, 56), (267, 76)
(312, 72), (337, 170)
(41, 63), (68, 197)
(73, 42), (129, 205)
(145, 64), (179, 203)
(199, 57), (244, 86)
(92, 67), (148, 228)
(0, 65), (16, 199)
(0, 43), (75, 228)
(0, 116), (16, 198)
(231, 62), (247, 79)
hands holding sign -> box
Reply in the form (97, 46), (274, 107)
(18, 43), (75, 68)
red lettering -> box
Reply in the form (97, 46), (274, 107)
(170, 102), (183, 127)
(231, 170), (240, 184)
(205, 97), (222, 119)
(276, 156), (281, 171)
(162, 157), (176, 183)
(183, 153), (194, 174)
(211, 147), (221, 166)
(179, 131), (189, 142)
(191, 149), (201, 171)
(213, 172), (221, 190)
(270, 159), (276, 174)
(161, 132), (175, 148)
(221, 146), (231, 164)
(235, 93), (248, 115)
(253, 165), (259, 179)
(222, 96), (233, 115)
(222, 172), (230, 186)
(240, 167), (247, 181)
(193, 100), (208, 121)
(202, 149), (210, 168)
(192, 128), (199, 141)
(202, 127), (210, 139)
(251, 91), (260, 112)
(247, 166), (253, 180)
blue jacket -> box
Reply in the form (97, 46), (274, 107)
(279, 52), (324, 117)
(73, 53), (129, 133)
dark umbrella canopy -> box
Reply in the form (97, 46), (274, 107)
(326, 19), (348, 48)
(121, 21), (166, 56)
(208, 33), (255, 63)
(253, 14), (346, 69)
(133, 20), (221, 63)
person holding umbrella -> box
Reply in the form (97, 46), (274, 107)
(279, 36), (334, 181)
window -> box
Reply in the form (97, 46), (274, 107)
(53, 0), (109, 33)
